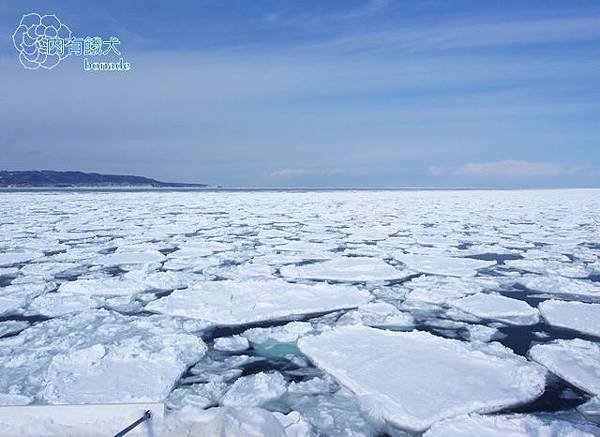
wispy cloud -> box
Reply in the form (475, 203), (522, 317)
(312, 17), (600, 53)
(271, 168), (343, 178)
(431, 160), (585, 178)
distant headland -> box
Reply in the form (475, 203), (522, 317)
(0, 170), (208, 188)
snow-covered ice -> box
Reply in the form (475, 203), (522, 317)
(280, 256), (412, 282)
(214, 335), (250, 352)
(146, 280), (371, 325)
(298, 325), (546, 432)
(337, 301), (415, 329)
(539, 300), (600, 337)
(517, 274), (600, 297)
(393, 253), (496, 277)
(530, 339), (600, 395)
(450, 293), (540, 325)
(221, 372), (287, 407)
(0, 310), (207, 404)
(58, 277), (150, 296)
(1, 188), (599, 435)
(425, 413), (598, 436)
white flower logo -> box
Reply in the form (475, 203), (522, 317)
(12, 13), (72, 70)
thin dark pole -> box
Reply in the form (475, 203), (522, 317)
(113, 410), (152, 437)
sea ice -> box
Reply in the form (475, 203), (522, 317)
(58, 277), (150, 296)
(465, 324), (501, 343)
(27, 293), (99, 317)
(286, 388), (381, 436)
(404, 275), (489, 304)
(166, 381), (228, 410)
(146, 280), (370, 325)
(0, 283), (52, 316)
(517, 274), (600, 297)
(450, 293), (539, 325)
(529, 339), (600, 395)
(0, 310), (207, 404)
(393, 253), (496, 277)
(214, 335), (250, 353)
(578, 396), (600, 420)
(539, 300), (600, 337)
(337, 302), (415, 329)
(504, 259), (590, 278)
(298, 325), (546, 432)
(0, 321), (29, 338)
(93, 250), (165, 267)
(424, 413), (598, 436)
(221, 372), (287, 407)
(280, 257), (411, 282)
(0, 252), (41, 267)
(243, 322), (314, 345)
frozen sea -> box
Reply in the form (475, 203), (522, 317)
(1, 189), (599, 436)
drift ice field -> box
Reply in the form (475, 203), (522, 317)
(1, 189), (599, 436)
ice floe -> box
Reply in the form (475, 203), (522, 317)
(530, 339), (600, 395)
(58, 277), (150, 296)
(393, 253), (496, 277)
(450, 293), (539, 325)
(298, 325), (546, 432)
(146, 280), (371, 325)
(93, 249), (165, 267)
(425, 413), (599, 436)
(0, 310), (206, 404)
(214, 335), (250, 353)
(243, 322), (314, 345)
(280, 257), (411, 282)
(221, 372), (287, 407)
(273, 411), (312, 437)
(0, 321), (29, 338)
(337, 302), (415, 329)
(28, 292), (99, 317)
(517, 274), (600, 297)
(539, 300), (600, 337)
(0, 252), (41, 267)
(404, 275), (491, 304)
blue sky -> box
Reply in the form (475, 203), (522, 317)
(1, 0), (599, 187)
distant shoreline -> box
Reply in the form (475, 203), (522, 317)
(0, 187), (597, 193)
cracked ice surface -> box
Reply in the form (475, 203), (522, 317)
(0, 189), (599, 435)
(145, 280), (371, 325)
(0, 310), (207, 404)
(298, 325), (546, 432)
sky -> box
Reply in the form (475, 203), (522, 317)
(1, 0), (599, 187)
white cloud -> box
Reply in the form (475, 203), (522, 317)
(429, 160), (589, 178)
(271, 168), (343, 178)
(456, 160), (564, 177)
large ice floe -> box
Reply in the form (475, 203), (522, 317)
(279, 256), (412, 282)
(0, 310), (206, 405)
(530, 339), (600, 395)
(425, 413), (599, 436)
(450, 293), (540, 325)
(393, 253), (496, 277)
(538, 300), (600, 337)
(145, 279), (371, 325)
(298, 325), (546, 432)
(1, 188), (599, 435)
